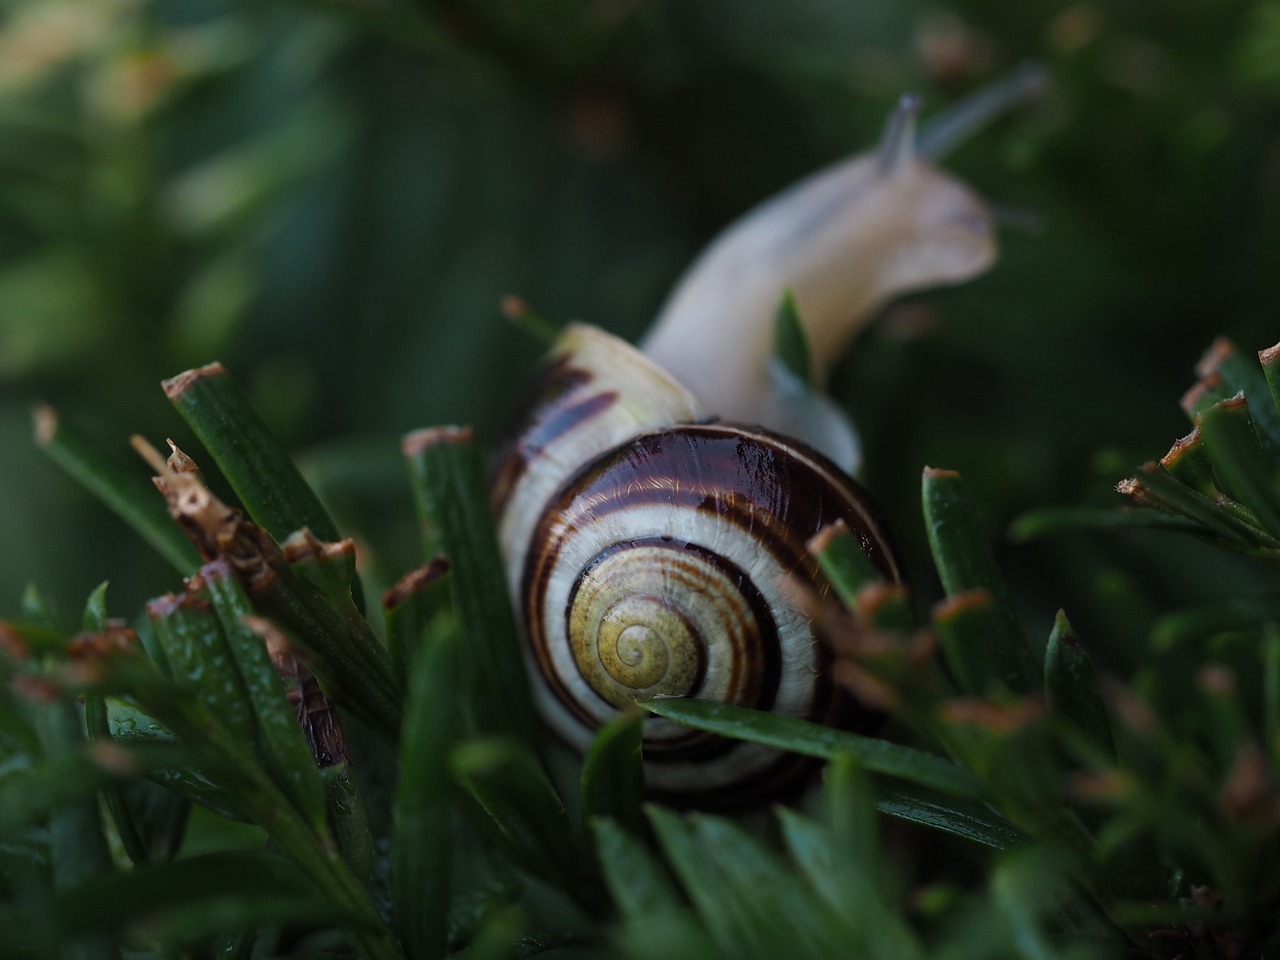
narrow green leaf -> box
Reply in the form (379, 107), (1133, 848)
(79, 587), (150, 864)
(162, 364), (342, 546)
(922, 468), (1038, 692)
(590, 817), (683, 920)
(1044, 612), (1115, 760)
(1152, 593), (1280, 648)
(117, 777), (189, 863)
(1197, 394), (1280, 541)
(20, 583), (59, 629)
(1259, 341), (1280, 437)
(778, 767), (924, 959)
(1159, 427), (1219, 495)
(991, 847), (1119, 953)
(403, 427), (535, 744)
(1132, 460), (1275, 548)
(873, 779), (1024, 849)
(809, 520), (887, 608)
(383, 557), (451, 687)
(394, 626), (461, 960)
(1199, 337), (1280, 454)
(33, 405), (201, 573)
(581, 710), (645, 835)
(932, 591), (1032, 698)
(204, 560), (327, 830)
(325, 764), (373, 886)
(1182, 370), (1232, 418)
(84, 693), (150, 866)
(644, 698), (986, 800)
(451, 738), (603, 913)
(1009, 506), (1206, 543)
(147, 586), (255, 747)
(100, 661), (402, 960)
(773, 289), (813, 386)
(35, 693), (120, 960)
(648, 807), (844, 960)
(822, 754), (881, 890)
(80, 582), (109, 632)
(245, 553), (401, 740)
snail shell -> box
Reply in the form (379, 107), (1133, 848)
(493, 325), (900, 801)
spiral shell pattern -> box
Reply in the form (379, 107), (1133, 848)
(493, 326), (900, 801)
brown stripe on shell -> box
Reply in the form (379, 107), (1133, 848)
(490, 353), (615, 513)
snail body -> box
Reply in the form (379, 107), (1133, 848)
(494, 76), (1040, 799)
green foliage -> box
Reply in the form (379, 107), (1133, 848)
(3, 336), (1280, 958)
(6, 1), (1280, 957)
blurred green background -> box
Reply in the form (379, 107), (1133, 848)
(2, 0), (1280, 669)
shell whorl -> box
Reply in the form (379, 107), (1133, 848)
(493, 325), (900, 800)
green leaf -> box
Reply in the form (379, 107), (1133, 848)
(932, 590), (1034, 697)
(203, 561), (327, 830)
(873, 779), (1025, 849)
(451, 738), (603, 913)
(590, 817), (684, 921)
(394, 626), (461, 960)
(162, 363), (345, 548)
(1044, 612), (1115, 760)
(581, 709), (645, 836)
(1152, 593), (1280, 648)
(245, 554), (401, 740)
(1199, 338), (1280, 454)
(1197, 394), (1280, 541)
(777, 760), (925, 959)
(809, 520), (890, 608)
(80, 582), (109, 632)
(33, 405), (201, 573)
(1131, 460), (1275, 550)
(383, 557), (452, 688)
(922, 468), (1039, 692)
(146, 584), (255, 747)
(643, 698), (986, 800)
(403, 427), (535, 744)
(83, 693), (150, 866)
(1009, 506), (1206, 542)
(35, 693), (119, 960)
(648, 806), (846, 960)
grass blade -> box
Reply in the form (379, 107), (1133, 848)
(33, 405), (201, 573)
(452, 738), (603, 913)
(581, 710), (645, 836)
(403, 427), (535, 744)
(394, 626), (460, 960)
(922, 467), (1039, 692)
(1044, 611), (1114, 760)
(590, 817), (683, 920)
(644, 698), (986, 800)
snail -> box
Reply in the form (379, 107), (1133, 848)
(492, 68), (1043, 801)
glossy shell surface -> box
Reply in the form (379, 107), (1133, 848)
(493, 325), (899, 800)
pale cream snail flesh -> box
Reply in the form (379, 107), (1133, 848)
(492, 68), (1043, 802)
